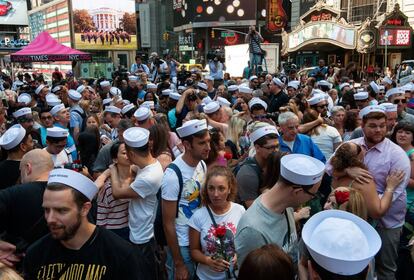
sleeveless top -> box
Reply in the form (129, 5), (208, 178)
(405, 148), (414, 208)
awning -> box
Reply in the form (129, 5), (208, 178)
(11, 32), (92, 62)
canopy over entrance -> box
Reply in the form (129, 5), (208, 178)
(11, 32), (92, 63)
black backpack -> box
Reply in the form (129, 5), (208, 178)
(154, 163), (183, 246)
(233, 157), (263, 191)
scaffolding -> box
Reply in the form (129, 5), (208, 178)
(343, 0), (387, 24)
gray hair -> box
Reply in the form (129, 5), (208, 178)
(331, 106), (345, 116)
(118, 119), (134, 131)
(278, 112), (298, 125)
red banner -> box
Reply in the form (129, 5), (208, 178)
(267, 0), (287, 32)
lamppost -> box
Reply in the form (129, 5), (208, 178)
(383, 30), (389, 71)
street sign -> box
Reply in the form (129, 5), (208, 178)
(179, 45), (195, 51)
(221, 32), (235, 37)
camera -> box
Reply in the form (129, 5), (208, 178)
(63, 161), (84, 172)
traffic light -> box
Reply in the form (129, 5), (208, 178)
(211, 30), (215, 39)
(163, 32), (169, 41)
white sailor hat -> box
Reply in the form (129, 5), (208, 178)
(169, 91), (181, 101)
(385, 87), (404, 99)
(249, 124), (279, 143)
(202, 96), (212, 105)
(123, 127), (150, 148)
(13, 107), (32, 119)
(204, 101), (220, 114)
(50, 104), (65, 116)
(248, 97), (268, 111)
(134, 106), (152, 121)
(383, 76), (392, 85)
(339, 83), (351, 91)
(198, 82), (208, 90)
(369, 81), (380, 94)
(307, 94), (326, 106)
(302, 210), (381, 276)
(147, 83), (157, 89)
(46, 94), (62, 106)
(100, 80), (111, 87)
(238, 86), (253, 94)
(128, 75), (139, 81)
(35, 84), (46, 95)
(359, 105), (386, 119)
(217, 97), (231, 107)
(68, 90), (82, 101)
(272, 77), (284, 87)
(228, 85), (239, 92)
(48, 168), (98, 201)
(121, 103), (135, 115)
(287, 81), (300, 90)
(249, 75), (258, 81)
(205, 75), (214, 81)
(141, 101), (155, 109)
(281, 153), (325, 185)
(178, 86), (186, 92)
(162, 89), (172, 96)
(46, 127), (69, 138)
(76, 85), (86, 93)
(354, 91), (369, 101)
(51, 85), (62, 93)
(17, 93), (32, 105)
(380, 102), (398, 113)
(318, 80), (332, 89)
(109, 87), (122, 96)
(176, 119), (208, 138)
(378, 85), (385, 92)
(0, 124), (26, 150)
(104, 105), (121, 114)
(401, 83), (414, 92)
(103, 98), (112, 106)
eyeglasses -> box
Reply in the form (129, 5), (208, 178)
(41, 116), (53, 120)
(316, 104), (328, 109)
(393, 99), (407, 104)
(293, 186), (320, 198)
(19, 117), (34, 123)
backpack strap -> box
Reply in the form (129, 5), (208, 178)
(167, 163), (183, 218)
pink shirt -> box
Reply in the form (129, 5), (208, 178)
(326, 137), (410, 228)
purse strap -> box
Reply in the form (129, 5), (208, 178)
(206, 206), (218, 228)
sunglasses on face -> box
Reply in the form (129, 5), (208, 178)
(293, 186), (320, 198)
(393, 99), (407, 104)
(41, 116), (53, 120)
(316, 104), (328, 109)
(19, 117), (34, 123)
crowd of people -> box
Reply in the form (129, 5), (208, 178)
(0, 53), (413, 280)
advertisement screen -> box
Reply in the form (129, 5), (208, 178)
(288, 22), (356, 51)
(0, 0), (28, 25)
(379, 28), (411, 47)
(173, 0), (256, 27)
(72, 0), (137, 50)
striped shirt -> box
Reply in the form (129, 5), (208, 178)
(249, 33), (262, 54)
(97, 180), (129, 229)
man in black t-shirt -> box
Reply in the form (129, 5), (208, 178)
(0, 123), (34, 189)
(23, 168), (146, 280)
(0, 149), (53, 266)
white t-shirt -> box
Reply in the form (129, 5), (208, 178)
(129, 160), (163, 244)
(310, 125), (342, 160)
(44, 148), (72, 168)
(161, 155), (207, 246)
(188, 203), (245, 280)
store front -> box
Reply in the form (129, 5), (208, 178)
(376, 4), (413, 71)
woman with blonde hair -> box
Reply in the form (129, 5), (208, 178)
(0, 263), (23, 280)
(225, 116), (247, 167)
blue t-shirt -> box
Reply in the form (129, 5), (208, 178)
(54, 123), (78, 160)
(279, 134), (326, 163)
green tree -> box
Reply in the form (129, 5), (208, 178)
(73, 10), (95, 33)
(120, 13), (136, 34)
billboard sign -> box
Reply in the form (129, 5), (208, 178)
(0, 0), (29, 25)
(173, 0), (256, 28)
(288, 22), (356, 52)
(72, 0), (137, 50)
(378, 28), (411, 48)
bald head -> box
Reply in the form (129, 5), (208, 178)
(20, 149), (54, 184)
